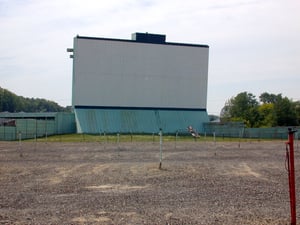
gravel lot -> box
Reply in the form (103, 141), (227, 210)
(0, 139), (299, 224)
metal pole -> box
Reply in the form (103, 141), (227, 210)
(19, 131), (21, 144)
(19, 131), (22, 157)
(117, 133), (120, 155)
(213, 132), (216, 145)
(175, 131), (178, 149)
(286, 128), (297, 225)
(159, 129), (163, 169)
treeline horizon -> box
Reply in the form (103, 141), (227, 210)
(221, 91), (300, 127)
(0, 87), (71, 113)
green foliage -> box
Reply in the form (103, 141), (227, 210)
(273, 95), (297, 126)
(221, 92), (259, 127)
(221, 91), (299, 127)
(295, 101), (300, 125)
(0, 86), (70, 113)
(258, 103), (275, 127)
(259, 92), (277, 104)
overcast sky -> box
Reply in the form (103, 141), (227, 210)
(1, 0), (299, 115)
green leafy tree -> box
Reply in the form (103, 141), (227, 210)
(259, 92), (278, 104)
(221, 91), (299, 127)
(295, 101), (300, 125)
(0, 86), (70, 113)
(273, 95), (298, 126)
(258, 103), (275, 127)
(221, 92), (259, 127)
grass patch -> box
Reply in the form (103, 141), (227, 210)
(27, 133), (200, 143)
(23, 133), (279, 143)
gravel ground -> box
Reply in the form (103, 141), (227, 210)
(0, 140), (299, 224)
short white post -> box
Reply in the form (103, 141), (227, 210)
(117, 133), (120, 155)
(159, 129), (163, 169)
(175, 131), (178, 149)
(18, 131), (22, 157)
(18, 131), (22, 146)
(117, 133), (120, 148)
(213, 132), (216, 144)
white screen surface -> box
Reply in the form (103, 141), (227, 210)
(72, 37), (209, 109)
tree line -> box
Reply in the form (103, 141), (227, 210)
(221, 92), (300, 127)
(0, 87), (70, 113)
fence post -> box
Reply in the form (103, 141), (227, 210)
(18, 131), (22, 157)
(117, 133), (120, 155)
(159, 129), (163, 169)
(175, 131), (178, 149)
(18, 131), (21, 142)
(213, 132), (216, 145)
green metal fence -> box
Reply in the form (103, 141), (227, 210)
(0, 112), (76, 141)
(203, 122), (299, 140)
(1, 113), (298, 141)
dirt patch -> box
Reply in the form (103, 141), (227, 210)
(0, 140), (299, 224)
